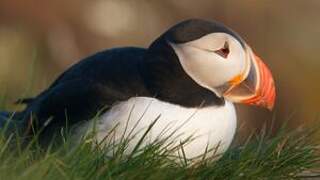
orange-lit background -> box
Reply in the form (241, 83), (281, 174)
(0, 0), (319, 136)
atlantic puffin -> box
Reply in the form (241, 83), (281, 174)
(0, 19), (275, 159)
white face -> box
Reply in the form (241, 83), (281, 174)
(169, 33), (250, 96)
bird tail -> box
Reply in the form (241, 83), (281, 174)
(0, 111), (11, 128)
(0, 111), (24, 133)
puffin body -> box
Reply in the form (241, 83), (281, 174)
(76, 97), (237, 158)
(2, 19), (276, 159)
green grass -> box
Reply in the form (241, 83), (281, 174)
(0, 118), (319, 180)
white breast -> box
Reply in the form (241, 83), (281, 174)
(75, 97), (237, 159)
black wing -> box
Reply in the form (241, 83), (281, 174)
(19, 47), (151, 140)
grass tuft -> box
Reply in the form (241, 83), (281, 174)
(0, 118), (318, 180)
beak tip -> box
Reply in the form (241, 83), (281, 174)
(254, 53), (276, 111)
(266, 86), (276, 111)
(263, 84), (276, 111)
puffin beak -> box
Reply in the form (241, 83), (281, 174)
(222, 47), (276, 110)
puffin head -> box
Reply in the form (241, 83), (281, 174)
(154, 19), (276, 110)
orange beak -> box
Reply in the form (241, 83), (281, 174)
(222, 47), (276, 110)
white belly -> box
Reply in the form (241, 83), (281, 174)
(76, 97), (237, 159)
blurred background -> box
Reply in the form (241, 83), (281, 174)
(0, 0), (319, 138)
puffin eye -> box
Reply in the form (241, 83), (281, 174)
(214, 41), (229, 59)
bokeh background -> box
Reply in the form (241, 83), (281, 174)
(0, 0), (319, 138)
